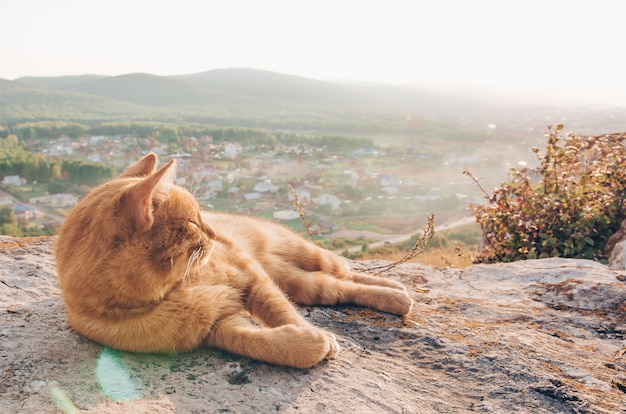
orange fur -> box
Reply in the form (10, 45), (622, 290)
(55, 153), (413, 368)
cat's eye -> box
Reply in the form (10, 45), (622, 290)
(189, 219), (199, 228)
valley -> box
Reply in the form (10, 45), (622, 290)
(1, 68), (625, 252)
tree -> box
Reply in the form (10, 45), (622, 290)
(5, 134), (19, 148)
(61, 160), (116, 186)
(51, 164), (62, 180)
(0, 206), (16, 226)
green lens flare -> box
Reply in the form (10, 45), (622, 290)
(50, 387), (79, 414)
(95, 347), (142, 402)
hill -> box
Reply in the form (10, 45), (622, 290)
(0, 78), (156, 123)
(14, 75), (107, 90)
(3, 69), (475, 135)
(35, 73), (233, 108)
(13, 69), (433, 112)
(173, 68), (362, 108)
(4, 68), (626, 140)
(7, 69), (488, 119)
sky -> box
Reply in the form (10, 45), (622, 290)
(2, 0), (626, 96)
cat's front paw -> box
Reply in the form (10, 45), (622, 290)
(383, 278), (408, 292)
(383, 290), (414, 316)
(271, 325), (340, 368)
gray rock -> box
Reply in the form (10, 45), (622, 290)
(1, 237), (624, 413)
(606, 219), (626, 271)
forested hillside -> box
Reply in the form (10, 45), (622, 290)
(4, 68), (624, 143)
(1, 68), (506, 139)
(0, 79), (154, 124)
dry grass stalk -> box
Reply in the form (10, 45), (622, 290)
(288, 184), (317, 243)
(462, 168), (491, 200)
(288, 185), (435, 271)
(365, 212), (435, 275)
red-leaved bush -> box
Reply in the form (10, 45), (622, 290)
(467, 125), (626, 263)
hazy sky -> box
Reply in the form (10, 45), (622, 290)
(2, 0), (625, 93)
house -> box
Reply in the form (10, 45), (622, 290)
(381, 186), (399, 195)
(89, 136), (109, 145)
(244, 192), (261, 201)
(14, 204), (43, 224)
(254, 181), (279, 193)
(208, 180), (223, 193)
(224, 142), (241, 159)
(227, 187), (241, 200)
(380, 174), (399, 187)
(288, 188), (311, 204)
(350, 147), (379, 157)
(312, 194), (340, 210)
(227, 168), (251, 182)
(152, 146), (169, 155)
(317, 220), (338, 234)
(87, 153), (102, 163)
(29, 194), (79, 208)
(181, 136), (198, 150)
(169, 151), (192, 158)
(273, 210), (300, 221)
(2, 175), (23, 186)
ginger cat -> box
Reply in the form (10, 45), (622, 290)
(55, 153), (413, 368)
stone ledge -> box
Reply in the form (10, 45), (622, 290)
(1, 237), (624, 413)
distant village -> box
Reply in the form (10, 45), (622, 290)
(1, 133), (464, 236)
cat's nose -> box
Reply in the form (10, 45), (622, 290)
(204, 224), (217, 240)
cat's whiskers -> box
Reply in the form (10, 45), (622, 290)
(204, 243), (215, 264)
(182, 247), (204, 288)
(186, 175), (201, 197)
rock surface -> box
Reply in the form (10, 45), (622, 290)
(606, 218), (626, 271)
(0, 236), (625, 413)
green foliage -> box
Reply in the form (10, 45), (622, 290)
(60, 160), (116, 187)
(0, 222), (22, 236)
(430, 233), (449, 249)
(0, 134), (115, 186)
(0, 205), (54, 236)
(7, 119), (376, 152)
(47, 181), (68, 195)
(315, 237), (376, 252)
(0, 135), (57, 184)
(469, 125), (626, 262)
(441, 224), (482, 246)
(12, 121), (88, 139)
(0, 206), (16, 226)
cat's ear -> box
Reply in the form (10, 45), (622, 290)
(120, 152), (158, 178)
(125, 158), (176, 230)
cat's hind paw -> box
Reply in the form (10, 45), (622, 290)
(324, 331), (340, 360)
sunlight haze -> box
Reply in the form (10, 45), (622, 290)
(3, 0), (625, 103)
